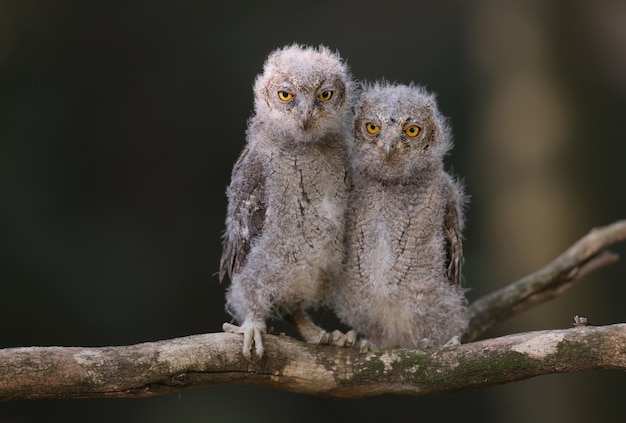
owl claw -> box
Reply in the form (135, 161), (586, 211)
(223, 321), (267, 363)
(316, 330), (331, 345)
(328, 329), (358, 348)
(442, 335), (461, 347)
(419, 338), (435, 349)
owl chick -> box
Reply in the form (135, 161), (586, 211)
(219, 45), (355, 362)
(333, 82), (468, 349)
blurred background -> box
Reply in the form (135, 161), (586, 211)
(1, 0), (625, 421)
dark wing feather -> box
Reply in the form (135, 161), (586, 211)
(443, 184), (464, 286)
(219, 146), (266, 281)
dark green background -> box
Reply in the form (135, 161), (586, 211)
(1, 1), (625, 421)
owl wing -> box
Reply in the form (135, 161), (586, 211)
(443, 182), (464, 286)
(219, 145), (267, 281)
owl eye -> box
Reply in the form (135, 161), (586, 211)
(278, 91), (294, 101)
(365, 122), (380, 135)
(318, 90), (333, 101)
(404, 124), (421, 137)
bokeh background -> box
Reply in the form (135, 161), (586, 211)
(1, 0), (625, 421)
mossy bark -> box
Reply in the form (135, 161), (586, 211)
(1, 324), (625, 401)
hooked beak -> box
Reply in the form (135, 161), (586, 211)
(380, 133), (397, 160)
(298, 104), (314, 130)
(382, 142), (393, 159)
(300, 115), (312, 130)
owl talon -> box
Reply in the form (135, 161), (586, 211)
(316, 330), (331, 345)
(329, 330), (346, 347)
(328, 329), (358, 348)
(419, 338), (435, 349)
(443, 335), (461, 347)
(345, 330), (358, 348)
(223, 321), (267, 363)
(358, 338), (370, 353)
(222, 322), (241, 333)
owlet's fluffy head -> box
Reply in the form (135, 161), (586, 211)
(352, 82), (453, 182)
(252, 44), (355, 143)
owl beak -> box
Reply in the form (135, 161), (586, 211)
(382, 142), (393, 159)
(300, 115), (313, 130)
(380, 133), (397, 160)
(298, 104), (314, 130)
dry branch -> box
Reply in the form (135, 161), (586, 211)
(464, 220), (626, 342)
(1, 220), (626, 401)
(1, 324), (625, 401)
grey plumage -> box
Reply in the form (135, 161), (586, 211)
(333, 82), (468, 349)
(219, 44), (355, 361)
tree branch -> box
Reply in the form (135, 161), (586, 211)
(2, 220), (625, 401)
(1, 324), (625, 401)
(463, 220), (626, 342)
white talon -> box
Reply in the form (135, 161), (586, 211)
(223, 320), (267, 363)
(443, 335), (461, 347)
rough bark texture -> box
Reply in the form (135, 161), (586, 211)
(1, 324), (625, 401)
(1, 220), (625, 401)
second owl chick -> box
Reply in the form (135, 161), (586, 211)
(333, 82), (468, 349)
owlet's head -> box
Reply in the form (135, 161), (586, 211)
(352, 82), (453, 182)
(253, 44), (355, 142)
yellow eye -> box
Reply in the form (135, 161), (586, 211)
(365, 122), (380, 135)
(278, 91), (293, 101)
(404, 124), (420, 137)
(318, 90), (333, 101)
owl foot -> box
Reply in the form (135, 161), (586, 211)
(286, 308), (331, 345)
(419, 338), (435, 349)
(442, 336), (461, 347)
(357, 338), (370, 353)
(328, 329), (358, 348)
(305, 329), (332, 345)
(223, 320), (267, 363)
(285, 309), (362, 350)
